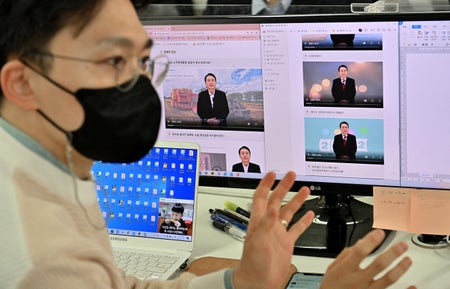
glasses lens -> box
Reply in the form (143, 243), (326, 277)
(149, 55), (169, 87)
(115, 54), (169, 91)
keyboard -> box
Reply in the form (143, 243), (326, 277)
(113, 249), (181, 280)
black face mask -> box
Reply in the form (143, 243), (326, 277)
(32, 72), (161, 163)
(71, 76), (161, 163)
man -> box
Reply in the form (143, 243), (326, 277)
(331, 64), (357, 104)
(197, 73), (229, 126)
(232, 146), (261, 173)
(333, 121), (358, 160)
(160, 203), (189, 235)
(0, 1), (415, 288)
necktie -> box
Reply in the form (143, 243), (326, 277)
(342, 81), (346, 91)
(343, 135), (347, 146)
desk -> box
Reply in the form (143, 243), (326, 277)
(192, 187), (450, 288)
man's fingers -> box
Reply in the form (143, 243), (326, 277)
(287, 210), (314, 240)
(372, 256), (413, 289)
(266, 171), (296, 212)
(362, 241), (410, 285)
(251, 172), (276, 216)
(344, 229), (386, 269)
(279, 186), (311, 224)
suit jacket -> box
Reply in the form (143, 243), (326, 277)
(203, 0), (374, 15)
(232, 162), (261, 173)
(331, 77), (356, 104)
(333, 133), (357, 160)
(197, 89), (229, 126)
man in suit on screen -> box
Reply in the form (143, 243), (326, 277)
(331, 64), (356, 104)
(333, 121), (357, 160)
(197, 73), (229, 126)
(232, 146), (261, 173)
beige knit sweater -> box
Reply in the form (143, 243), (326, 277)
(0, 121), (227, 289)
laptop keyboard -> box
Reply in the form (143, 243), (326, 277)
(113, 249), (181, 280)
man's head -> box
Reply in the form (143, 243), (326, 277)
(171, 203), (185, 221)
(0, 0), (150, 117)
(238, 146), (252, 166)
(339, 121), (349, 136)
(204, 73), (217, 92)
(0, 1), (105, 100)
(338, 65), (348, 79)
(0, 0), (159, 165)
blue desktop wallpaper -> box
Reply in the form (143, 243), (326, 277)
(92, 146), (198, 239)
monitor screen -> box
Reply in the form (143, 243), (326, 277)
(141, 13), (450, 195)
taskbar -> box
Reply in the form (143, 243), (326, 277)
(108, 229), (192, 241)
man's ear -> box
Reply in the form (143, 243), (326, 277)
(1, 60), (38, 110)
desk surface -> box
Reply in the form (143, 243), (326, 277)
(193, 187), (450, 288)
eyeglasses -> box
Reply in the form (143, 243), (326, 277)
(25, 50), (169, 91)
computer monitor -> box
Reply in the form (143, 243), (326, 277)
(141, 12), (450, 256)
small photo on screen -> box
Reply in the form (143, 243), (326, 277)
(159, 201), (194, 236)
(200, 152), (227, 172)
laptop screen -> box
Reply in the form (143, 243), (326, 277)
(92, 141), (200, 243)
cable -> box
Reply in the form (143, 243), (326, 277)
(345, 195), (356, 247)
(65, 141), (110, 231)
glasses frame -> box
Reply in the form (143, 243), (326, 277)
(24, 50), (169, 91)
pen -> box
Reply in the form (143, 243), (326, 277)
(223, 208), (250, 223)
(224, 200), (251, 218)
(210, 212), (248, 231)
(211, 220), (246, 241)
(211, 208), (249, 225)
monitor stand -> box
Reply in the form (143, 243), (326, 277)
(289, 194), (391, 258)
(411, 234), (450, 249)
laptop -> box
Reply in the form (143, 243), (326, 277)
(91, 140), (201, 280)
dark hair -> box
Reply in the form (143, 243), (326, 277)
(339, 121), (349, 128)
(338, 64), (348, 71)
(0, 0), (143, 98)
(204, 73), (216, 82)
(238, 145), (251, 155)
(171, 203), (184, 214)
